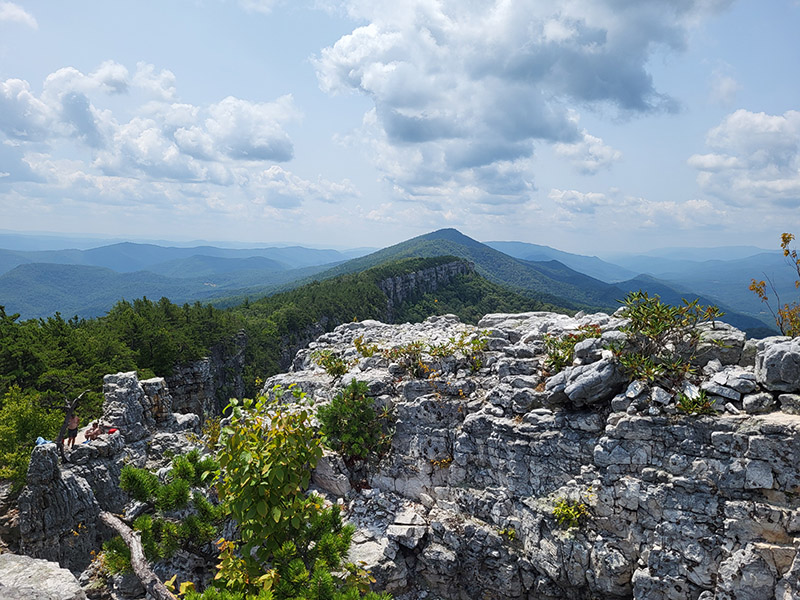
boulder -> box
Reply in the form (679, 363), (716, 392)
(0, 553), (86, 600)
(755, 338), (800, 393)
(544, 358), (626, 408)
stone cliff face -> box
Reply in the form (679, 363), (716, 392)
(263, 312), (800, 600)
(377, 260), (474, 322)
(277, 260), (474, 373)
(166, 331), (247, 421)
(17, 372), (202, 584)
(9, 309), (800, 600)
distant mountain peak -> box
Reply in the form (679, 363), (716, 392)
(418, 228), (482, 246)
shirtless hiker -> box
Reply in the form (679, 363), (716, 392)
(66, 413), (79, 448)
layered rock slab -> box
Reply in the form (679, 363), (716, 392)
(279, 313), (800, 600)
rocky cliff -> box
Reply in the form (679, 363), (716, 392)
(273, 259), (475, 373)
(166, 330), (247, 422)
(377, 260), (474, 322)
(263, 312), (800, 600)
(15, 372), (204, 597)
(7, 309), (800, 599)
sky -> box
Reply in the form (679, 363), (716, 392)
(0, 0), (798, 254)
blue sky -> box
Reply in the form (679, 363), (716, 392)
(0, 1), (798, 254)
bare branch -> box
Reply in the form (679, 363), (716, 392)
(99, 511), (177, 600)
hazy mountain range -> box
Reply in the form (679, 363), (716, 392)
(0, 229), (787, 335)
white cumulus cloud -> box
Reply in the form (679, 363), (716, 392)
(0, 2), (36, 28)
(554, 130), (622, 174)
(315, 0), (731, 211)
(689, 109), (800, 206)
(0, 61), (355, 215)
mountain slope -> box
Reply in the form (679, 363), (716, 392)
(0, 242), (354, 276)
(312, 228), (618, 311)
(0, 261), (333, 319)
(612, 275), (770, 333)
(486, 241), (636, 283)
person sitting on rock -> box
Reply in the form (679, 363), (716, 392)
(66, 413), (80, 448)
(85, 421), (103, 441)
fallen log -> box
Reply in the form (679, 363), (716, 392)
(99, 511), (176, 600)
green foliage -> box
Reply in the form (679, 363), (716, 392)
(212, 385), (386, 599)
(119, 464), (160, 503)
(0, 385), (62, 488)
(750, 232), (800, 337)
(353, 336), (379, 358)
(383, 341), (427, 378)
(553, 498), (590, 529)
(676, 389), (716, 415)
(101, 535), (132, 575)
(497, 527), (516, 541)
(313, 349), (350, 379)
(105, 450), (222, 574)
(317, 380), (393, 463)
(543, 324), (602, 374)
(391, 272), (567, 324)
(613, 291), (723, 388)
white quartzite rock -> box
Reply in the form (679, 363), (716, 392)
(0, 553), (86, 600)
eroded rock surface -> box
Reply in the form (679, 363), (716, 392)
(0, 553), (86, 600)
(17, 372), (200, 577)
(271, 312), (800, 600)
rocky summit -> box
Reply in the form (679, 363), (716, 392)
(3, 310), (800, 599)
(265, 311), (800, 600)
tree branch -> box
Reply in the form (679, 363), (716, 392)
(99, 511), (177, 600)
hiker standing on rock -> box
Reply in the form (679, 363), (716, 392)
(65, 413), (79, 448)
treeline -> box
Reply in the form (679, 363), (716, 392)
(0, 299), (239, 486)
(0, 256), (567, 486)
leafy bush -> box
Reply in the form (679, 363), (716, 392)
(0, 386), (62, 489)
(105, 451), (222, 574)
(353, 335), (380, 358)
(750, 232), (800, 337)
(313, 349), (350, 379)
(317, 380), (393, 463)
(611, 291), (723, 388)
(553, 498), (590, 529)
(543, 324), (602, 374)
(212, 385), (389, 599)
(676, 389), (715, 415)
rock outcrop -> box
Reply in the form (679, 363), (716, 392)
(262, 312), (800, 600)
(378, 260), (474, 322)
(0, 553), (86, 600)
(17, 372), (200, 576)
(166, 330), (247, 421)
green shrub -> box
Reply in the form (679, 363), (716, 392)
(750, 232), (800, 336)
(317, 380), (393, 463)
(612, 291), (723, 389)
(119, 465), (159, 503)
(543, 324), (602, 374)
(313, 349), (350, 379)
(553, 498), (590, 529)
(353, 335), (380, 358)
(676, 388), (716, 415)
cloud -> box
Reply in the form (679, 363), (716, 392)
(0, 78), (52, 141)
(248, 165), (358, 208)
(554, 130), (622, 174)
(238, 0), (281, 14)
(709, 71), (741, 105)
(0, 2), (36, 28)
(0, 61), (354, 219)
(315, 0), (730, 210)
(205, 95), (298, 161)
(548, 187), (727, 230)
(549, 188), (610, 214)
(689, 109), (800, 206)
